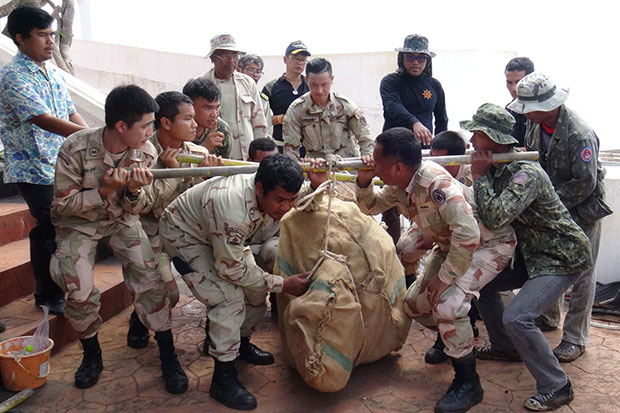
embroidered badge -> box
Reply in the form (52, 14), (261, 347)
(432, 189), (446, 205)
(88, 147), (99, 157)
(580, 147), (593, 162)
(58, 151), (72, 166)
(226, 226), (246, 245)
(513, 171), (529, 184)
(422, 89), (432, 100)
(219, 35), (229, 44)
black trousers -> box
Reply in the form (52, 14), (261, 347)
(17, 183), (64, 302)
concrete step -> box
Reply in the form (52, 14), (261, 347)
(0, 256), (132, 355)
(0, 196), (35, 247)
(0, 238), (34, 306)
(0, 235), (115, 306)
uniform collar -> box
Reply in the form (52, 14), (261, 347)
(245, 174), (266, 223)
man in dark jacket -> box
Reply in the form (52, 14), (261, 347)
(510, 72), (612, 362)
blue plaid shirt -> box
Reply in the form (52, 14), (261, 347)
(0, 51), (76, 184)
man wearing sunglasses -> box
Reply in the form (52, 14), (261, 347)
(378, 34), (448, 245)
(197, 34), (267, 161)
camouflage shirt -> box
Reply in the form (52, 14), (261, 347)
(525, 104), (612, 227)
(51, 126), (156, 235)
(193, 116), (233, 159)
(356, 160), (480, 284)
(473, 154), (593, 277)
(197, 69), (267, 160)
(283, 91), (374, 160)
(140, 131), (210, 237)
(162, 173), (310, 292)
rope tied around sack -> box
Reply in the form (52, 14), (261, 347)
(294, 156), (365, 332)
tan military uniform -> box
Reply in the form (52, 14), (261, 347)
(356, 160), (516, 358)
(50, 127), (171, 339)
(140, 131), (210, 306)
(248, 216), (280, 272)
(283, 91), (374, 160)
(159, 173), (286, 362)
(396, 164), (474, 274)
(198, 69), (267, 160)
(260, 91), (274, 138)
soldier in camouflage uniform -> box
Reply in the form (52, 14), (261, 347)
(49, 85), (188, 394)
(159, 154), (316, 410)
(397, 130), (480, 364)
(467, 103), (592, 411)
(126, 91), (222, 349)
(183, 77), (233, 158)
(237, 54), (274, 137)
(355, 127), (516, 413)
(197, 34), (267, 160)
(510, 72), (612, 362)
(282, 58), (374, 160)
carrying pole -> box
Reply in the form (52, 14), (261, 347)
(155, 151), (539, 180)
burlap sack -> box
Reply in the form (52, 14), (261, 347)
(275, 196), (411, 392)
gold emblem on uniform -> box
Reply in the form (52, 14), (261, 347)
(422, 89), (432, 100)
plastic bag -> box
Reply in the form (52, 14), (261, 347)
(25, 306), (50, 353)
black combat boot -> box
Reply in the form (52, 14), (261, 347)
(239, 336), (274, 365)
(127, 310), (150, 349)
(425, 333), (449, 364)
(154, 330), (189, 394)
(202, 318), (211, 356)
(435, 352), (484, 413)
(210, 359), (257, 410)
(75, 333), (104, 389)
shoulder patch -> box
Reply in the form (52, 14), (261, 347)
(431, 189), (446, 205)
(260, 92), (269, 101)
(57, 151), (72, 167)
(580, 147), (593, 163)
(226, 226), (247, 245)
(513, 171), (529, 184)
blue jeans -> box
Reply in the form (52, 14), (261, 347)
(477, 253), (578, 393)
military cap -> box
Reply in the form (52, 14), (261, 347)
(508, 72), (569, 114)
(285, 40), (311, 57)
(460, 103), (518, 145)
(395, 34), (436, 58)
(207, 34), (246, 58)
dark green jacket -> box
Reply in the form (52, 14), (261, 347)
(525, 105), (612, 228)
(474, 156), (592, 278)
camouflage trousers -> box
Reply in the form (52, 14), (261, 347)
(142, 216), (180, 307)
(50, 222), (171, 339)
(403, 240), (515, 358)
(396, 224), (428, 275)
(159, 219), (267, 362)
(249, 236), (279, 273)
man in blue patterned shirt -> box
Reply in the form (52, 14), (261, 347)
(0, 6), (87, 315)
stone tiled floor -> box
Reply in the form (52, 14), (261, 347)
(3, 295), (620, 412)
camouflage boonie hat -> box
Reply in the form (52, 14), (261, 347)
(460, 103), (518, 145)
(207, 34), (246, 57)
(395, 34), (436, 58)
(508, 72), (569, 114)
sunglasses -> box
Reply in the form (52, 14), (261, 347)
(404, 54), (427, 63)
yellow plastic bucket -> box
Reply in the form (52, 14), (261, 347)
(0, 336), (54, 391)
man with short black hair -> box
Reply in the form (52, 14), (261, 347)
(0, 6), (88, 315)
(283, 57), (373, 160)
(504, 57), (535, 146)
(197, 34), (267, 160)
(248, 137), (278, 163)
(355, 127), (515, 413)
(126, 91), (221, 349)
(262, 41), (311, 149)
(50, 85), (188, 395)
(159, 154), (320, 410)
